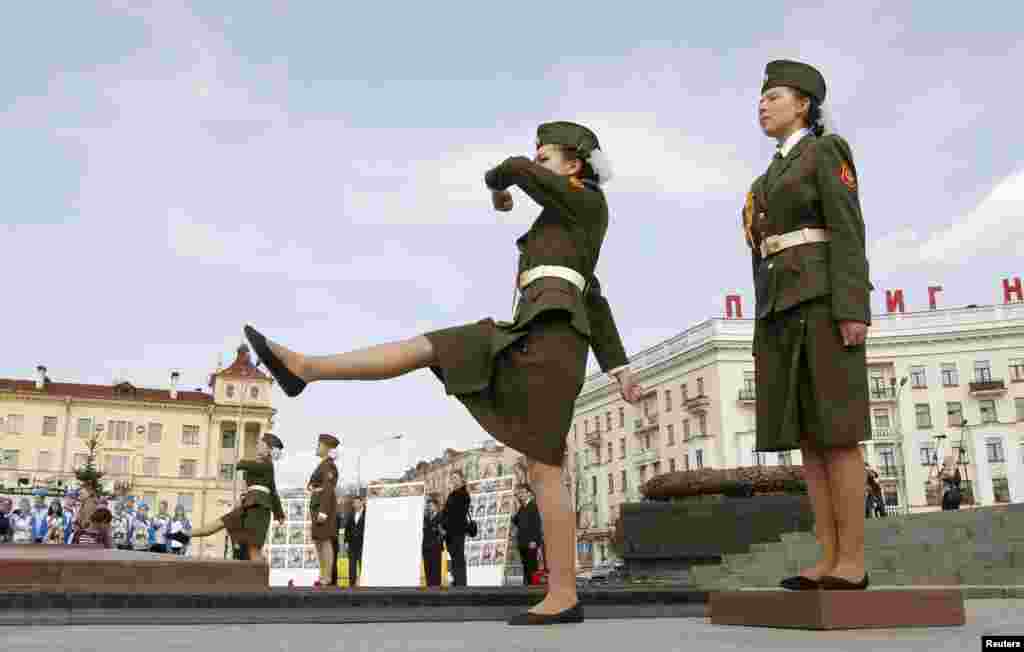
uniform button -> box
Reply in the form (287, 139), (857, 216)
(768, 263), (774, 269)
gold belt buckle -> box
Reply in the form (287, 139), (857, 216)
(767, 238), (780, 255)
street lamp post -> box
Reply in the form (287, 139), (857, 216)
(890, 376), (909, 514)
(355, 434), (403, 490)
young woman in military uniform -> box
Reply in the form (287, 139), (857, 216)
(244, 121), (642, 625)
(308, 433), (340, 587)
(179, 433), (286, 562)
(744, 60), (872, 590)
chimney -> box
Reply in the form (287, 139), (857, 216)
(170, 371), (180, 400)
(35, 366), (47, 390)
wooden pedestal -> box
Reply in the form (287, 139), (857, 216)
(709, 588), (965, 630)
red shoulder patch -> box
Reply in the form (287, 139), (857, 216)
(838, 162), (857, 191)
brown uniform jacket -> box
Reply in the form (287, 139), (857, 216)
(308, 458), (338, 541)
(743, 133), (872, 348)
(485, 158), (629, 373)
(238, 458), (286, 520)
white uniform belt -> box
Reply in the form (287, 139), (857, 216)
(247, 485), (270, 494)
(760, 228), (830, 258)
(518, 265), (586, 292)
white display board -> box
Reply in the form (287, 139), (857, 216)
(465, 475), (516, 587)
(359, 481), (425, 587)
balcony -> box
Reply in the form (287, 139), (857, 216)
(870, 386), (896, 402)
(632, 449), (658, 465)
(634, 418), (659, 435)
(871, 427), (896, 440)
(684, 394), (710, 414)
(969, 379), (1006, 396)
(737, 388), (756, 404)
(877, 464), (903, 479)
(633, 418), (643, 429)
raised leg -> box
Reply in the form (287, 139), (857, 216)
(264, 335), (437, 383)
(823, 445), (867, 582)
(797, 443), (838, 580)
(190, 517), (225, 538)
(526, 459), (578, 615)
(316, 540), (334, 584)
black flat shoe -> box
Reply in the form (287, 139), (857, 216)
(779, 575), (821, 591)
(244, 325), (307, 397)
(168, 531), (191, 545)
(820, 574), (869, 590)
(508, 603), (584, 626)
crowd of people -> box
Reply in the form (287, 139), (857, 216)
(0, 491), (193, 554)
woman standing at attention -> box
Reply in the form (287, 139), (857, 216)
(244, 121), (643, 624)
(743, 60), (873, 590)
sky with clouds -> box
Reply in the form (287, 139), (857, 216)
(3, 2), (1022, 489)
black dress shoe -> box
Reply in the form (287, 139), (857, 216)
(508, 603), (584, 626)
(779, 575), (821, 591)
(244, 325), (307, 398)
(820, 574), (869, 590)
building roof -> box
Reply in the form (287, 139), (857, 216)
(0, 378), (213, 404)
(209, 344), (270, 388)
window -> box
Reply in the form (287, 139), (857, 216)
(1011, 358), (1024, 382)
(877, 445), (896, 475)
(683, 419), (691, 440)
(619, 438), (626, 459)
(975, 360), (992, 383)
(667, 424), (675, 446)
(608, 473), (614, 494)
(221, 428), (237, 449)
(872, 408), (891, 429)
(620, 470), (627, 492)
(226, 384), (236, 399)
(0, 450), (18, 467)
(698, 414), (707, 436)
(684, 454), (690, 471)
(182, 425), (200, 447)
(606, 412), (612, 431)
(143, 457), (160, 476)
(919, 445), (937, 465)
(915, 404), (933, 429)
(107, 420), (130, 443)
(104, 455), (129, 474)
(778, 451), (792, 466)
(639, 465), (647, 482)
(941, 363), (959, 387)
(743, 371), (756, 394)
(607, 442), (613, 461)
(618, 407), (625, 428)
(696, 378), (704, 396)
(993, 478), (1010, 503)
(179, 459), (198, 478)
(986, 438), (1006, 463)
(574, 423), (578, 440)
(5, 414), (24, 435)
(148, 423), (163, 444)
(250, 386), (259, 400)
(176, 493), (195, 515)
(669, 458), (677, 472)
(73, 453), (89, 469)
(37, 451), (52, 471)
(681, 384), (688, 401)
(980, 399), (998, 424)
(653, 461), (661, 475)
(947, 402), (964, 426)
(591, 476), (598, 496)
(1016, 398), (1024, 422)
(695, 449), (704, 469)
(43, 416), (58, 437)
(909, 365), (927, 388)
(665, 390), (672, 412)
(77, 418), (93, 438)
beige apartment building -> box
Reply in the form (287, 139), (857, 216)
(0, 344), (276, 558)
(401, 440), (525, 501)
(568, 293), (1024, 567)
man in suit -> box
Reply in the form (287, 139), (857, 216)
(343, 495), (366, 588)
(512, 485), (543, 585)
(440, 469), (470, 587)
(422, 493), (444, 587)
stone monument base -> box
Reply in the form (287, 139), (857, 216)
(0, 545), (267, 593)
(709, 588), (965, 630)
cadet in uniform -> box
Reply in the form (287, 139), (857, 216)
(179, 433), (286, 562)
(308, 433), (340, 587)
(244, 121), (643, 624)
(744, 60), (872, 590)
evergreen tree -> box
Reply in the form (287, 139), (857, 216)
(74, 429), (105, 495)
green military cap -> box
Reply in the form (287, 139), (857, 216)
(318, 433), (340, 449)
(262, 432), (285, 449)
(761, 59), (826, 104)
(536, 121), (601, 159)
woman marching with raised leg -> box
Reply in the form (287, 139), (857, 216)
(743, 60), (873, 590)
(175, 433), (286, 562)
(245, 121), (642, 624)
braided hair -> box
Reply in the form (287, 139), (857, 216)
(793, 88), (826, 137)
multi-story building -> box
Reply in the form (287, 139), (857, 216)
(569, 291), (1024, 567)
(402, 439), (524, 502)
(0, 344), (276, 558)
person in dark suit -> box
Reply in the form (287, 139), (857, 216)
(512, 485), (543, 585)
(331, 508), (343, 586)
(422, 493), (444, 587)
(440, 470), (470, 587)
(343, 496), (366, 588)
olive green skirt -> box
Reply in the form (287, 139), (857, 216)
(753, 297), (870, 452)
(425, 309), (588, 467)
(222, 503), (271, 547)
